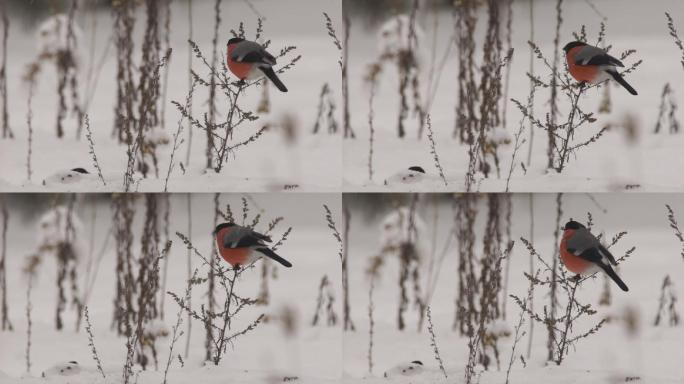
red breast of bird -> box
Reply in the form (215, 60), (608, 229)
(565, 46), (602, 84)
(227, 42), (257, 81)
(559, 228), (594, 275)
(214, 226), (253, 267)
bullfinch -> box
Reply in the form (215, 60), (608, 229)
(560, 220), (628, 291)
(226, 37), (288, 92)
(563, 41), (637, 95)
(214, 222), (292, 269)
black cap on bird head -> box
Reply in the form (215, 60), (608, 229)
(214, 222), (237, 234)
(227, 37), (245, 46)
(563, 220), (585, 230)
(408, 166), (426, 174)
(563, 41), (587, 53)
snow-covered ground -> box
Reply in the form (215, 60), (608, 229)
(0, 193), (343, 383)
(342, 193), (684, 383)
(0, 0), (342, 192)
(343, 0), (684, 192)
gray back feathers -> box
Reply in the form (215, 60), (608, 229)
(573, 44), (623, 67)
(566, 227), (599, 254)
(222, 226), (256, 248)
(573, 45), (605, 64)
(230, 40), (276, 66)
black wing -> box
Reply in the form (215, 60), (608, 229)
(239, 50), (277, 66)
(598, 244), (618, 265)
(583, 53), (624, 67)
(578, 247), (628, 291)
(233, 230), (272, 248)
(577, 247), (603, 264)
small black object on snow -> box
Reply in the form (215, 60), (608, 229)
(383, 360), (425, 378)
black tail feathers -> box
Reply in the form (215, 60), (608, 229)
(600, 263), (629, 292)
(607, 70), (637, 95)
(260, 66), (288, 92)
(257, 247), (292, 267)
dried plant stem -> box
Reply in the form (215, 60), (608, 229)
(55, 1), (78, 138)
(204, 194), (219, 361)
(113, 0), (135, 144)
(0, 197), (10, 331)
(526, 0), (535, 166)
(425, 115), (447, 186)
(654, 83), (680, 134)
(454, 194), (477, 334)
(342, 11), (354, 138)
(206, 0), (222, 169)
(505, 304), (526, 384)
(526, 194), (535, 359)
(426, 306), (447, 379)
(367, 276), (375, 375)
(396, 0), (419, 139)
(214, 83), (244, 172)
(666, 12), (684, 72)
(368, 80), (376, 182)
(547, 193), (563, 361)
(84, 306), (106, 378)
(547, 0), (563, 169)
(454, 0), (477, 143)
(160, 0), (172, 133)
(122, 317), (138, 384)
(312, 275), (336, 325)
(25, 276), (33, 374)
(185, 194), (193, 359)
(342, 205), (355, 331)
(325, 204), (354, 331)
(112, 194), (136, 336)
(0, 1), (10, 139)
(653, 275), (680, 326)
(501, 0), (514, 132)
(84, 115), (107, 186)
(506, 84), (535, 192)
(159, 196), (171, 320)
(26, 82), (34, 182)
(476, 0), (506, 178)
(185, 0), (194, 166)
(665, 204), (684, 260)
(163, 271), (193, 384)
(165, 80), (196, 192)
(213, 268), (236, 364)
